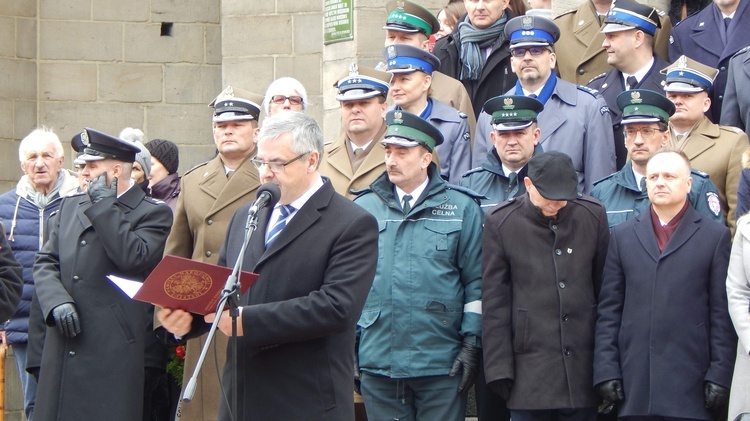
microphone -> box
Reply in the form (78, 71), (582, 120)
(248, 183), (281, 218)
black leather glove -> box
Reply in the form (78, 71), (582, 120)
(354, 360), (362, 395)
(52, 303), (81, 338)
(488, 379), (513, 400)
(87, 174), (117, 203)
(704, 381), (729, 410)
(449, 343), (480, 394)
(28, 367), (40, 383)
(597, 379), (625, 403)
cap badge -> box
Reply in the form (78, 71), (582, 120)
(678, 71), (684, 76)
(348, 63), (359, 76)
(224, 85), (235, 98)
(677, 55), (687, 68)
(522, 16), (534, 30)
(81, 130), (90, 147)
(396, 0), (404, 10)
(387, 45), (397, 59)
(393, 110), (404, 124)
(503, 97), (515, 110)
(630, 90), (642, 103)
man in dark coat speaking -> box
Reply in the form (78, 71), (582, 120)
(158, 112), (379, 421)
(33, 127), (173, 421)
(594, 149), (735, 420)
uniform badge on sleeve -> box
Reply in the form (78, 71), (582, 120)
(706, 192), (721, 217)
(600, 106), (610, 115)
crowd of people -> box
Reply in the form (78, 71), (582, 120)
(1, 0), (750, 420)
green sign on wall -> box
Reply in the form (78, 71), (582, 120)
(324, 0), (353, 44)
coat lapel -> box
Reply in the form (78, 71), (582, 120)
(722, 0), (750, 62)
(325, 133), (354, 180)
(681, 117), (718, 160)
(574, 6), (605, 65)
(633, 213), (661, 262)
(660, 208), (701, 259)
(201, 157), (260, 218)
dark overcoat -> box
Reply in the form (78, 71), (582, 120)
(721, 46), (750, 135)
(482, 194), (609, 409)
(213, 180), (378, 421)
(594, 206), (736, 420)
(34, 186), (173, 421)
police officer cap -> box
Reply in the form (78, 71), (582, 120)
(601, 0), (661, 36)
(526, 151), (580, 201)
(78, 127), (140, 163)
(71, 132), (86, 166)
(504, 15), (560, 48)
(384, 44), (441, 75)
(483, 95), (545, 131)
(209, 85), (263, 123)
(382, 110), (444, 152)
(335, 63), (392, 101)
(383, 0), (440, 36)
(661, 55), (718, 93)
(616, 89), (675, 125)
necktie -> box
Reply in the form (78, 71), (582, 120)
(226, 170), (235, 179)
(353, 148), (364, 157)
(528, 94), (537, 99)
(508, 172), (519, 198)
(725, 17), (732, 29)
(402, 194), (413, 215)
(627, 76), (638, 90)
(266, 205), (295, 247)
(640, 177), (647, 193)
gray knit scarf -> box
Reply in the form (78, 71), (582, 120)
(457, 14), (508, 81)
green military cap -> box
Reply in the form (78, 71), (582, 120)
(383, 110), (444, 152)
(661, 55), (719, 93)
(208, 85), (264, 123)
(383, 0), (440, 36)
(616, 89), (675, 125)
(483, 95), (545, 131)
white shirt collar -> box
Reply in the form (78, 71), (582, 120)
(395, 177), (429, 210)
(350, 139), (373, 152)
(117, 178), (135, 198)
(631, 167), (645, 191)
(623, 57), (655, 89)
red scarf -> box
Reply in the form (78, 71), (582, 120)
(650, 201), (689, 252)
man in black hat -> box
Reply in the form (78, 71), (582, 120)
(482, 151), (609, 421)
(591, 88), (723, 227)
(354, 110), (484, 421)
(473, 15), (615, 195)
(588, 0), (670, 168)
(595, 148), (734, 421)
(462, 95), (544, 211)
(32, 127), (173, 421)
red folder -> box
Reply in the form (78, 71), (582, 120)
(135, 255), (258, 315)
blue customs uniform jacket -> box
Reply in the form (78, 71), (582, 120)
(669, 0), (750, 122)
(33, 186), (172, 421)
(460, 146), (542, 212)
(591, 161), (724, 227)
(594, 206), (735, 420)
(473, 78), (615, 193)
(588, 55), (669, 169)
(482, 194), (609, 409)
(354, 164), (484, 378)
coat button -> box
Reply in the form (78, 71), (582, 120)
(68, 351), (76, 357)
(562, 314), (569, 322)
(718, 95), (723, 100)
(442, 320), (447, 325)
(558, 282), (566, 289)
(73, 275), (80, 282)
(578, 68), (585, 75)
(720, 66), (726, 72)
(555, 249), (562, 255)
(80, 240), (87, 246)
(564, 348), (571, 356)
(205, 251), (212, 257)
(207, 219), (213, 225)
(551, 225), (557, 230)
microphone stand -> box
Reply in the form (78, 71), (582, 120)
(182, 208), (260, 421)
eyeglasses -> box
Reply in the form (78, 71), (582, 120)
(270, 95), (303, 105)
(623, 127), (665, 139)
(510, 47), (550, 58)
(250, 153), (309, 173)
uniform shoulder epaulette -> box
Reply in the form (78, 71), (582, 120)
(323, 139), (334, 146)
(458, 112), (468, 119)
(446, 183), (486, 201)
(577, 193), (605, 208)
(690, 169), (709, 178)
(183, 160), (210, 176)
(657, 9), (666, 16)
(587, 72), (607, 85)
(577, 85), (599, 97)
(735, 45), (750, 57)
(461, 166), (485, 177)
(350, 187), (373, 200)
(145, 196), (166, 205)
(592, 172), (617, 186)
(553, 9), (576, 19)
(720, 125), (744, 134)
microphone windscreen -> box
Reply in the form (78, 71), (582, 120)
(257, 183), (281, 207)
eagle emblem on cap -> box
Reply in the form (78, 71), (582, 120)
(387, 45), (397, 59)
(677, 55), (687, 68)
(396, 0), (405, 10)
(224, 85), (235, 98)
(522, 16), (534, 29)
(631, 91), (641, 100)
(503, 97), (515, 109)
(80, 130), (90, 147)
(348, 63), (359, 76)
(393, 110), (404, 124)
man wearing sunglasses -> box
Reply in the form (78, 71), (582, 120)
(161, 85), (263, 421)
(472, 15), (615, 195)
(591, 89), (723, 227)
(588, 0), (670, 169)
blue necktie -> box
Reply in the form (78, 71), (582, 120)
(266, 205), (295, 247)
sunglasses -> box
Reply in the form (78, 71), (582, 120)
(270, 95), (303, 105)
(510, 47), (550, 58)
